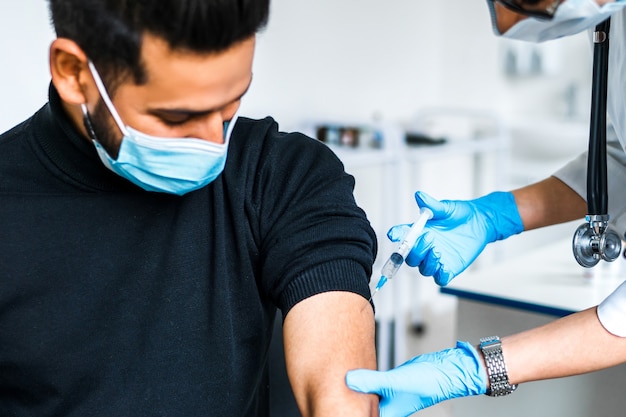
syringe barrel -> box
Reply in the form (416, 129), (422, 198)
(395, 207), (433, 258)
(379, 207), (433, 283)
(380, 252), (403, 280)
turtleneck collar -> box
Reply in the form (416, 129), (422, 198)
(32, 83), (141, 192)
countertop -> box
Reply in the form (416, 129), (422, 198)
(440, 238), (626, 317)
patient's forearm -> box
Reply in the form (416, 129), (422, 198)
(283, 291), (378, 416)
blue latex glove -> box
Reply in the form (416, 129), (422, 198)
(389, 191), (523, 286)
(346, 341), (487, 417)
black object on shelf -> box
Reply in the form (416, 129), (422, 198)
(405, 132), (447, 146)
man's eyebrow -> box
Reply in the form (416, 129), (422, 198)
(148, 78), (252, 118)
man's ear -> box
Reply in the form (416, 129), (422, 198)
(49, 38), (94, 105)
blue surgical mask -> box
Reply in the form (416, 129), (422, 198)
(83, 61), (239, 195)
(487, 0), (625, 42)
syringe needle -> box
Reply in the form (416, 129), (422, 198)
(368, 275), (388, 303)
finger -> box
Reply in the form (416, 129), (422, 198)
(417, 249), (440, 278)
(404, 233), (433, 268)
(345, 369), (385, 394)
(414, 191), (449, 220)
(387, 224), (411, 242)
(433, 267), (455, 286)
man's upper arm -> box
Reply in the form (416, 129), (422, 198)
(282, 291), (378, 417)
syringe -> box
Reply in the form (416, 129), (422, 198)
(369, 207), (434, 302)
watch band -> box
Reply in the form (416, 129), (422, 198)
(479, 336), (518, 397)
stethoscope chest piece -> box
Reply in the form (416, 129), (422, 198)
(572, 218), (622, 267)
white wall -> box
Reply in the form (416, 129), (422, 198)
(242, 0), (592, 131)
(0, 0), (55, 133)
(1, 1), (591, 132)
(243, 0), (444, 130)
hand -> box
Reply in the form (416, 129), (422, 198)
(389, 191), (523, 286)
(346, 341), (487, 417)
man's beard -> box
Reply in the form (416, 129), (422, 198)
(84, 98), (122, 159)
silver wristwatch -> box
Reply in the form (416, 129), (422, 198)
(479, 336), (518, 397)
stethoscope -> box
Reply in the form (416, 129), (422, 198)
(572, 18), (623, 267)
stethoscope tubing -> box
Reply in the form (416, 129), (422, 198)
(587, 18), (611, 216)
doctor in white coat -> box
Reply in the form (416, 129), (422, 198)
(346, 1), (626, 416)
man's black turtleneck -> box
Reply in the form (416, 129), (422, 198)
(0, 85), (376, 416)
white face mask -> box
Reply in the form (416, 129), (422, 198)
(84, 61), (239, 196)
(487, 0), (624, 42)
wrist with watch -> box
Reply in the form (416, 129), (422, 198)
(478, 335), (518, 397)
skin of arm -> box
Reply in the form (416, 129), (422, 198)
(511, 176), (587, 231)
(283, 291), (378, 417)
(477, 307), (626, 386)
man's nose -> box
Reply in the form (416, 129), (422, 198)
(187, 113), (226, 144)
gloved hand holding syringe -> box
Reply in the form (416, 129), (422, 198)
(369, 206), (434, 303)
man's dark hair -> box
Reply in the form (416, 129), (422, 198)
(48, 0), (269, 89)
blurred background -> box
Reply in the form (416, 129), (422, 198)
(1, 1), (600, 416)
(1, 0), (592, 140)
